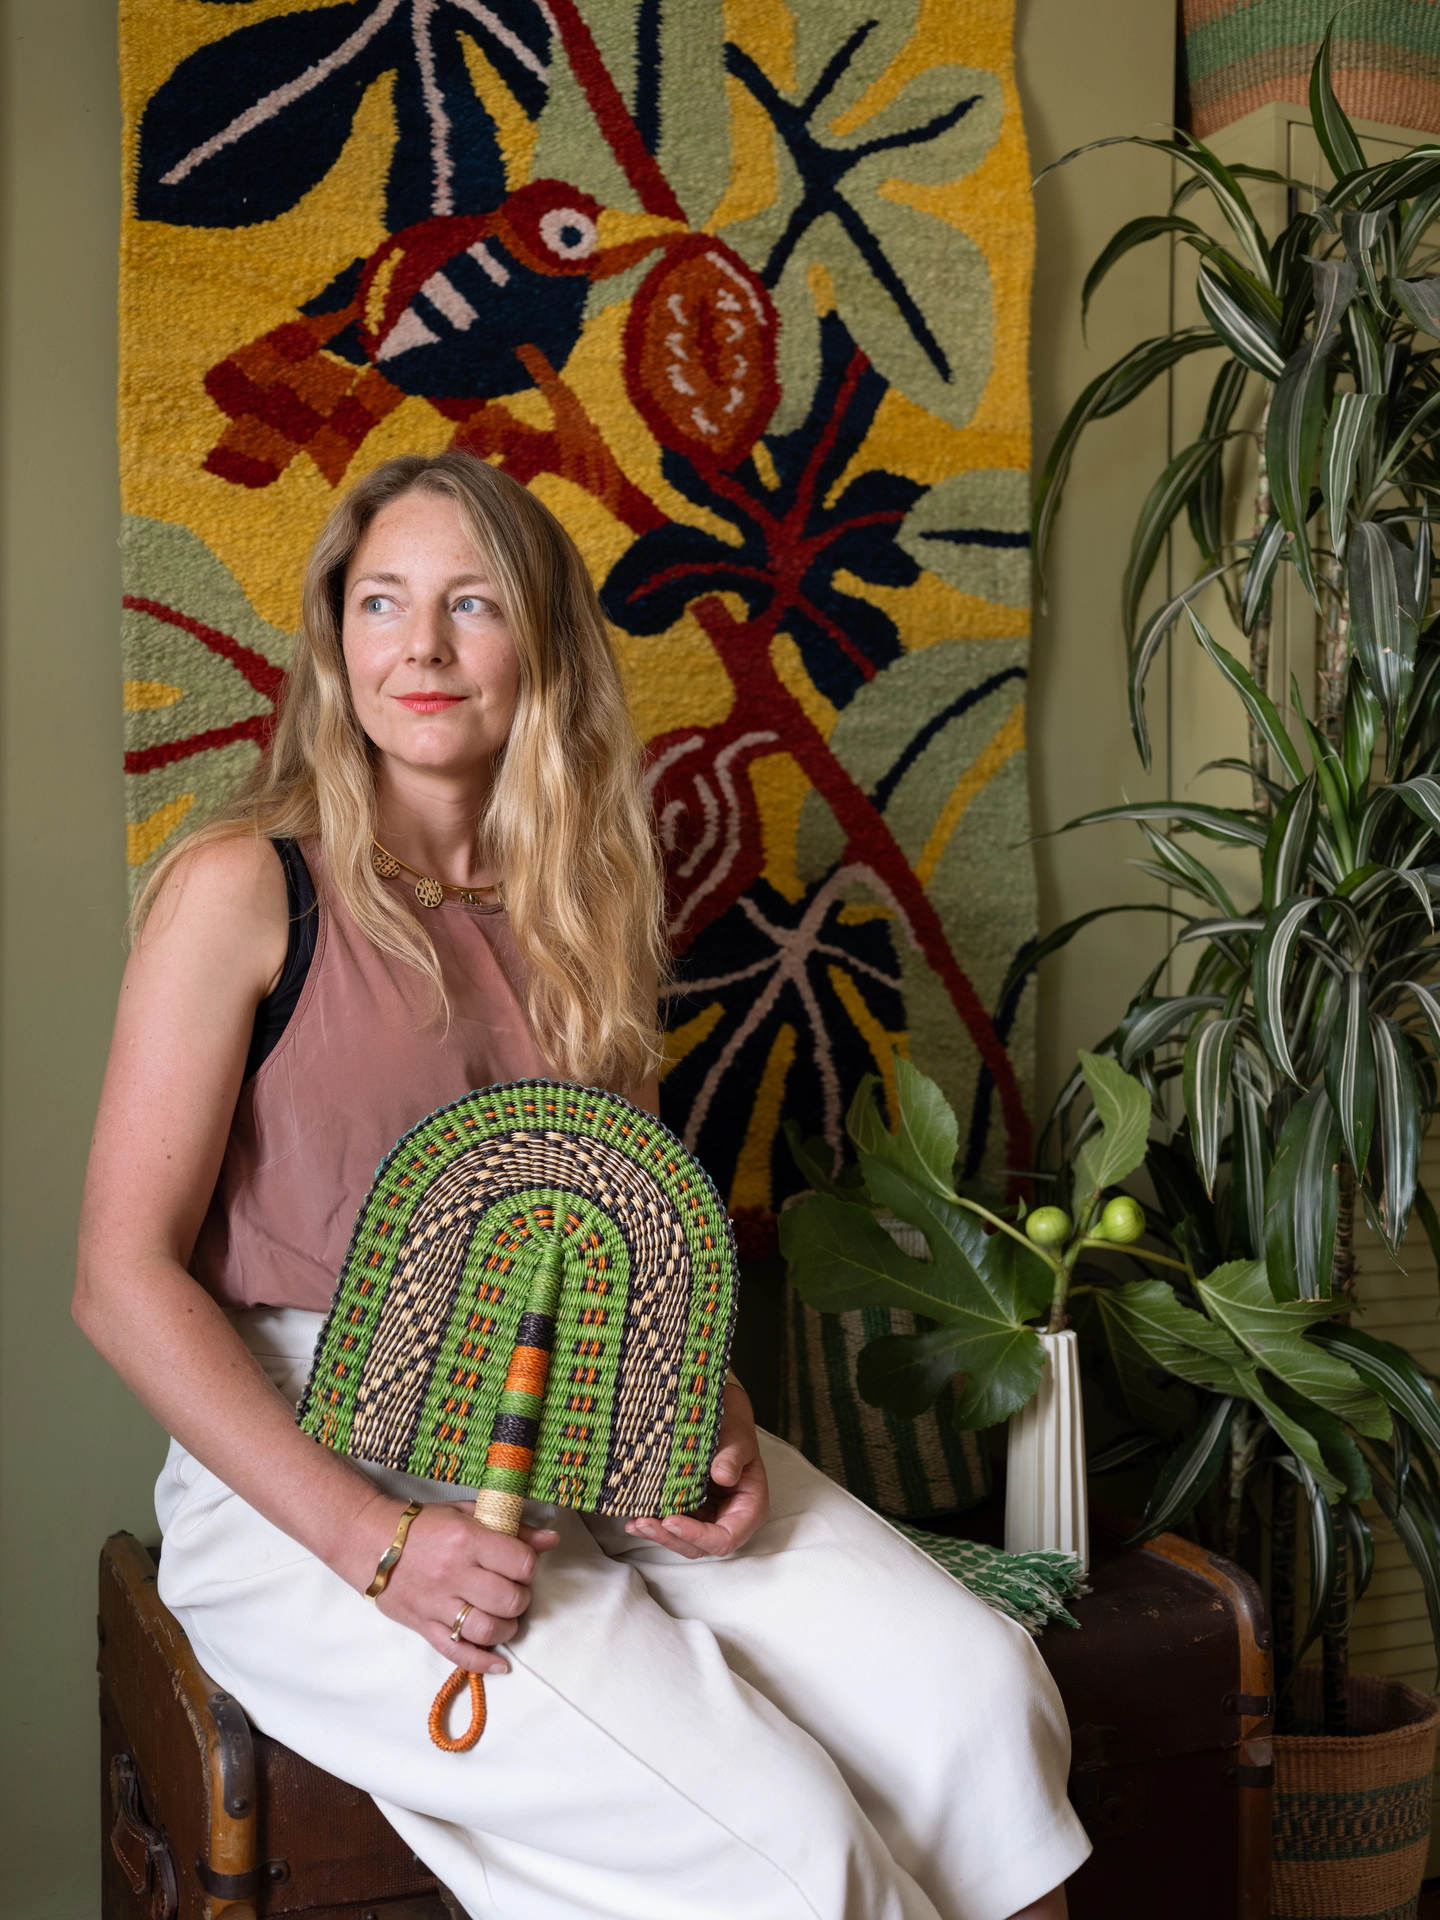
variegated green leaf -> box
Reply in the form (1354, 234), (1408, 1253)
(1265, 1088), (1341, 1299)
(1126, 1396), (1240, 1544)
(1374, 388), (1440, 494)
(1320, 391), (1381, 554)
(1135, 822), (1238, 915)
(1081, 214), (1209, 328)
(1393, 776), (1440, 842)
(1261, 776), (1320, 910)
(1341, 1499), (1376, 1604)
(1196, 262), (1285, 377)
(1340, 204), (1395, 311)
(1325, 970), (1376, 1177)
(1342, 674), (1380, 803)
(1032, 328), (1222, 586)
(1241, 513), (1289, 634)
(1057, 801), (1267, 850)
(1128, 561), (1236, 765)
(1309, 19), (1366, 180)
(1308, 256), (1361, 362)
(1370, 1014), (1421, 1252)
(1122, 437), (1227, 647)
(1230, 1064), (1272, 1259)
(1390, 276), (1440, 338)
(1252, 892), (1325, 1081)
(1197, 1259), (1390, 1437)
(1403, 978), (1440, 1058)
(1183, 1015), (1241, 1194)
(1350, 522), (1420, 765)
(1267, 343), (1329, 607)
(1368, 1468), (1440, 1685)
(1311, 1324), (1440, 1454)
(1188, 609), (1304, 783)
(1118, 994), (1225, 1069)
(1290, 1456), (1337, 1653)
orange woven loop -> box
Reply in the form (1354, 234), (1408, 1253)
(429, 1666), (487, 1752)
(504, 1346), (551, 1395)
(486, 1441), (534, 1472)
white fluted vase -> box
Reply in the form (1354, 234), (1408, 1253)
(1004, 1329), (1089, 1572)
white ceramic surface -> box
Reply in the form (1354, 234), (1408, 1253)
(1004, 1329), (1089, 1571)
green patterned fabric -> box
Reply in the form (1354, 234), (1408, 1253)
(892, 1522), (1085, 1636)
(780, 1212), (991, 1517)
(299, 1081), (736, 1519)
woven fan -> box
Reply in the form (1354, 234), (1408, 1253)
(297, 1080), (737, 1751)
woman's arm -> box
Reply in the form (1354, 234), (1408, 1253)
(74, 838), (553, 1672)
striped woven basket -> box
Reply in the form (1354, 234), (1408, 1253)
(1272, 1667), (1440, 1919)
(779, 1212), (990, 1517)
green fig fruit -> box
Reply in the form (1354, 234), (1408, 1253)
(1025, 1205), (1072, 1247)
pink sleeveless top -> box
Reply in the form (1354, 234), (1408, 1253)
(190, 845), (550, 1311)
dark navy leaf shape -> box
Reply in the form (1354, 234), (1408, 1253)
(136, 0), (552, 231)
(602, 313), (924, 707)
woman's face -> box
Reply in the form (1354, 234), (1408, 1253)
(342, 489), (522, 789)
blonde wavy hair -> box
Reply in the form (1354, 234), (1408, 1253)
(135, 452), (666, 1094)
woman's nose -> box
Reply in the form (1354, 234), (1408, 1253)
(407, 604), (455, 663)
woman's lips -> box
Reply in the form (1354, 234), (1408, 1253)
(395, 693), (466, 712)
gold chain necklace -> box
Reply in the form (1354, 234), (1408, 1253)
(371, 840), (504, 912)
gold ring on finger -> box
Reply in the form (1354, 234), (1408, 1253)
(450, 1603), (473, 1643)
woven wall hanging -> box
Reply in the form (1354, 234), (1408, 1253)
(297, 1079), (738, 1749)
(118, 0), (1038, 1241)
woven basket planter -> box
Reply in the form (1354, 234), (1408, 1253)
(1272, 1667), (1440, 1919)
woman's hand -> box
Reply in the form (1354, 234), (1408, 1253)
(623, 1380), (769, 1559)
(368, 1498), (561, 1674)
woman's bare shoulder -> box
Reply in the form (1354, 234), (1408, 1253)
(135, 832), (290, 980)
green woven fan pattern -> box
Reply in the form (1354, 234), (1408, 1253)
(298, 1081), (737, 1518)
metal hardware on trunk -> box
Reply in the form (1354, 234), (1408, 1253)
(193, 1857), (290, 1899)
(206, 1690), (256, 1816)
(1223, 1691), (1276, 1717)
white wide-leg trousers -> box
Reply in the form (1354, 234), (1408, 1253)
(154, 1309), (1089, 1920)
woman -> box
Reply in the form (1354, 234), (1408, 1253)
(76, 452), (1087, 1920)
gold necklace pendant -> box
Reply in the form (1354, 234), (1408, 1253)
(371, 839), (501, 912)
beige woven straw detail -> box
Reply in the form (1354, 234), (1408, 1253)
(473, 1489), (524, 1536)
(1272, 1669), (1440, 1919)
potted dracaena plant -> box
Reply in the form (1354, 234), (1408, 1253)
(1010, 23), (1440, 1913)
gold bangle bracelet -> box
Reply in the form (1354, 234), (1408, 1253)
(365, 1499), (423, 1600)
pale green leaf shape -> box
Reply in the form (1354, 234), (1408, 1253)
(1104, 1279), (1344, 1498)
(533, 0), (731, 227)
(779, 1156), (1048, 1432)
(897, 471), (1031, 607)
(1075, 1050), (1152, 1193)
(893, 1054), (959, 1198)
(1195, 1260), (1391, 1440)
(723, 50), (1003, 431)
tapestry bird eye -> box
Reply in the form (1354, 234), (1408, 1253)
(297, 1080), (738, 1750)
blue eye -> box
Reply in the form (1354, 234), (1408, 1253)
(363, 594), (390, 613)
(455, 597), (479, 614)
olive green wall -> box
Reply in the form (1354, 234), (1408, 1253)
(0, 2), (1176, 1911)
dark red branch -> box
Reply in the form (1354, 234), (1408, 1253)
(545, 0), (687, 223)
(123, 596), (285, 703)
(690, 595), (1032, 1172)
(125, 713), (274, 775)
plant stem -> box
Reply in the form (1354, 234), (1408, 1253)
(1076, 1238), (1191, 1273)
(1271, 1467), (1297, 1732)
(1319, 548), (1351, 747)
(1322, 1529), (1350, 1735)
(1249, 396), (1274, 817)
(1331, 1161), (1357, 1306)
